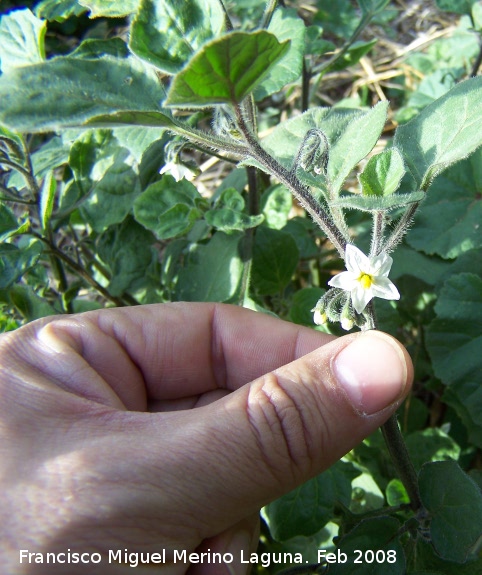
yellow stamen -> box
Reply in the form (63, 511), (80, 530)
(359, 273), (373, 289)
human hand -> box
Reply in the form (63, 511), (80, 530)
(0, 303), (412, 574)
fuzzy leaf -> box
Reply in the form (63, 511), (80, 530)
(129, 0), (225, 74)
(394, 76), (482, 192)
(165, 31), (290, 107)
(134, 175), (205, 240)
(175, 232), (244, 302)
(78, 0), (139, 18)
(254, 8), (305, 99)
(406, 149), (482, 258)
(419, 460), (482, 563)
(0, 8), (46, 73)
(359, 148), (405, 196)
(251, 226), (299, 295)
(263, 461), (358, 541)
(0, 56), (167, 133)
(333, 191), (423, 212)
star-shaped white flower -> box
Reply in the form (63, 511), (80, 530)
(328, 244), (400, 314)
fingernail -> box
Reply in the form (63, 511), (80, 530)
(333, 332), (408, 415)
(225, 531), (252, 575)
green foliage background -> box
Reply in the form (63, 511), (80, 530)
(0, 0), (481, 573)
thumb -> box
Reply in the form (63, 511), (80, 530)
(145, 330), (412, 531)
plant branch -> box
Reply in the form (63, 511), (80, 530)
(310, 11), (372, 104)
(32, 233), (136, 308)
(261, 0), (280, 29)
(383, 201), (418, 254)
(233, 102), (347, 257)
(238, 166), (259, 306)
(365, 303), (422, 512)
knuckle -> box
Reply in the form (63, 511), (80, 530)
(246, 370), (331, 482)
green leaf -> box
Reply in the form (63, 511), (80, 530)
(175, 232), (243, 302)
(70, 130), (141, 232)
(96, 218), (156, 297)
(263, 461), (358, 541)
(8, 136), (69, 190)
(0, 205), (22, 242)
(259, 103), (388, 196)
(69, 38), (130, 60)
(426, 273), (482, 446)
(35, 0), (87, 22)
(134, 175), (205, 240)
(254, 8), (305, 99)
(333, 191), (424, 212)
(0, 240), (43, 289)
(282, 217), (320, 259)
(39, 170), (56, 231)
(427, 273), (482, 385)
(435, 0), (476, 14)
(357, 0), (391, 13)
(205, 188), (264, 232)
(359, 149), (405, 196)
(251, 226), (299, 295)
(390, 244), (450, 285)
(8, 284), (58, 321)
(0, 56), (167, 133)
(385, 479), (409, 506)
(443, 381), (482, 449)
(78, 0), (139, 18)
(290, 287), (325, 325)
(394, 77), (482, 192)
(0, 9), (46, 73)
(407, 70), (456, 110)
(260, 184), (293, 229)
(419, 460), (482, 563)
(165, 31), (290, 108)
(328, 517), (406, 575)
(406, 149), (482, 258)
(325, 39), (377, 73)
(405, 428), (461, 471)
(129, 0), (225, 75)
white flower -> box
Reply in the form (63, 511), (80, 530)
(313, 309), (327, 325)
(328, 244), (400, 314)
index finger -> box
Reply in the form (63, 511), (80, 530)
(17, 303), (334, 407)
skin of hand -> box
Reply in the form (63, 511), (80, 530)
(0, 303), (413, 575)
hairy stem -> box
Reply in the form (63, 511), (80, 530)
(365, 303), (422, 511)
(370, 210), (386, 257)
(233, 102), (347, 257)
(384, 201), (419, 254)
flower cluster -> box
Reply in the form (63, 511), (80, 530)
(313, 244), (400, 330)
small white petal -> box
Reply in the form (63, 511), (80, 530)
(328, 271), (358, 290)
(370, 252), (393, 276)
(371, 277), (400, 300)
(341, 317), (354, 330)
(344, 244), (369, 274)
(351, 284), (374, 314)
(313, 309), (327, 325)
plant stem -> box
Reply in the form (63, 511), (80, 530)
(366, 303), (422, 512)
(33, 233), (135, 307)
(310, 12), (372, 103)
(238, 166), (259, 306)
(381, 414), (422, 511)
(233, 102), (347, 257)
(261, 0), (280, 29)
(383, 201), (418, 254)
